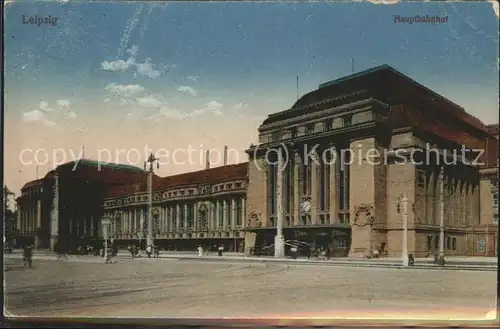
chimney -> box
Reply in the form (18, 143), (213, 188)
(205, 150), (210, 170)
(223, 145), (228, 166)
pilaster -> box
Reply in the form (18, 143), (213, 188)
(329, 149), (340, 224)
(311, 151), (319, 225)
(293, 152), (300, 226)
(231, 198), (236, 230)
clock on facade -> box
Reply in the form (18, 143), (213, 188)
(300, 199), (312, 213)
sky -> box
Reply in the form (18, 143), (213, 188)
(3, 0), (499, 197)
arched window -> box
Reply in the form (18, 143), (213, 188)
(446, 237), (451, 250)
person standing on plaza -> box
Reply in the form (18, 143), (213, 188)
(23, 244), (33, 268)
(146, 244), (152, 258)
(197, 245), (203, 257)
(105, 244), (113, 264)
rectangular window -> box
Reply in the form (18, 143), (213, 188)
(305, 124), (314, 134)
(493, 215), (498, 225)
(343, 115), (352, 127)
(180, 206), (185, 228)
(236, 199), (243, 226)
(306, 164), (312, 195)
(187, 204), (194, 227)
(477, 238), (485, 252)
(324, 119), (332, 131)
(493, 192), (498, 207)
(218, 202), (224, 227)
(320, 161), (325, 211)
(226, 201), (231, 227)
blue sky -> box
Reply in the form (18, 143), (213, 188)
(3, 0), (499, 194)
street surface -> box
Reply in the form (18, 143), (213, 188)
(4, 257), (497, 323)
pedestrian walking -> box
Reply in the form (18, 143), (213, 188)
(105, 245), (113, 264)
(23, 245), (33, 268)
(217, 245), (224, 257)
(197, 245), (203, 257)
(129, 245), (136, 259)
(154, 246), (160, 258)
(146, 245), (152, 258)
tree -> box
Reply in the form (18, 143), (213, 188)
(3, 185), (18, 245)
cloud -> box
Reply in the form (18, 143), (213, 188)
(104, 98), (110, 103)
(177, 86), (198, 96)
(22, 109), (56, 127)
(186, 75), (199, 81)
(136, 94), (164, 108)
(118, 6), (144, 57)
(205, 100), (223, 110)
(39, 101), (53, 112)
(101, 45), (162, 79)
(56, 99), (71, 108)
(104, 83), (145, 97)
(126, 45), (139, 57)
(135, 58), (161, 78)
(101, 57), (135, 72)
(147, 100), (224, 122)
(191, 101), (224, 116)
(159, 106), (190, 119)
(64, 111), (77, 119)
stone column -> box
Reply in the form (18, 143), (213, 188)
(223, 200), (228, 231)
(329, 148), (339, 224)
(231, 198), (236, 230)
(183, 204), (188, 231)
(140, 208), (145, 233)
(293, 152), (301, 226)
(208, 202), (213, 231)
(176, 204), (181, 233)
(194, 202), (198, 232)
(214, 200), (220, 230)
(311, 151), (319, 225)
(241, 197), (246, 228)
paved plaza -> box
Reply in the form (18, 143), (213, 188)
(4, 256), (497, 323)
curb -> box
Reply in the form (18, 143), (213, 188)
(5, 254), (496, 272)
(171, 256), (497, 271)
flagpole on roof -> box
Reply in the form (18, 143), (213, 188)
(351, 57), (354, 73)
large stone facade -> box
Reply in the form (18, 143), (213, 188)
(244, 65), (498, 257)
(102, 163), (247, 252)
(16, 65), (498, 257)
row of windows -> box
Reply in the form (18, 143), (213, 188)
(270, 115), (354, 142)
(267, 150), (350, 217)
(427, 235), (457, 251)
(22, 187), (43, 196)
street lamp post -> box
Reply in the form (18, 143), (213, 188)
(145, 153), (160, 248)
(274, 148), (285, 258)
(101, 217), (111, 263)
(401, 194), (409, 267)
